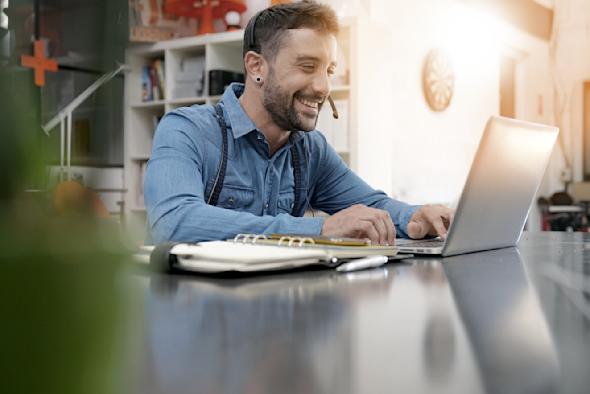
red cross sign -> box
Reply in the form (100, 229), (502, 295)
(21, 40), (58, 87)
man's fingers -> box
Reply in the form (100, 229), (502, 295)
(358, 220), (380, 245)
(405, 205), (457, 240)
(445, 210), (455, 228)
(427, 208), (454, 238)
(383, 213), (396, 245)
(407, 220), (426, 239)
(431, 217), (448, 239)
(354, 206), (393, 245)
(375, 212), (394, 245)
(371, 215), (388, 245)
(321, 204), (402, 244)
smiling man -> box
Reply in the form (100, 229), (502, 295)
(144, 0), (453, 245)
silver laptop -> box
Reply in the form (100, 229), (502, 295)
(396, 116), (558, 257)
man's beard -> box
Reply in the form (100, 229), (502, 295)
(262, 69), (324, 132)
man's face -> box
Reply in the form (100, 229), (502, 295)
(262, 28), (337, 132)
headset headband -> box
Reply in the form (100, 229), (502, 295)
(247, 11), (261, 53)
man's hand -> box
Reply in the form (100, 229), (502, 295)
(321, 204), (395, 245)
(407, 204), (455, 240)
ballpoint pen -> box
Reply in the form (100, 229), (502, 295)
(336, 255), (389, 272)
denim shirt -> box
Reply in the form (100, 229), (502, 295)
(144, 83), (419, 243)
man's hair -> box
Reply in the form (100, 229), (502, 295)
(243, 0), (339, 62)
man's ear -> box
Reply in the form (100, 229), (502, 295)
(243, 51), (267, 84)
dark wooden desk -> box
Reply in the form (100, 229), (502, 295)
(131, 232), (590, 394)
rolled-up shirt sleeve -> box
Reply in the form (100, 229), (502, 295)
(309, 133), (419, 238)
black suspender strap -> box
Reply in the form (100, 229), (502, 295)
(207, 103), (229, 206)
(290, 139), (302, 216)
(207, 103), (304, 216)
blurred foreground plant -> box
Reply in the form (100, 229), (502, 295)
(0, 54), (138, 394)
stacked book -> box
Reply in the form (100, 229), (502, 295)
(142, 59), (165, 101)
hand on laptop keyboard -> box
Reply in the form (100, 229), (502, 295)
(321, 204), (396, 245)
(407, 204), (455, 240)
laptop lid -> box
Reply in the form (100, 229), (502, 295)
(439, 116), (558, 256)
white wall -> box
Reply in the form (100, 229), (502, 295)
(548, 0), (590, 185)
(492, 0), (590, 229)
(352, 0), (501, 207)
(500, 22), (553, 230)
(512, 0), (590, 203)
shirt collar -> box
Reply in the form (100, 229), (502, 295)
(220, 82), (305, 144)
(220, 83), (257, 139)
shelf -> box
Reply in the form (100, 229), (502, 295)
(127, 29), (244, 55)
(130, 156), (150, 161)
(131, 100), (166, 109)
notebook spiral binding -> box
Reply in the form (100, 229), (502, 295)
(233, 234), (316, 247)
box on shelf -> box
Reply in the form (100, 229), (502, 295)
(174, 56), (205, 98)
(208, 69), (244, 96)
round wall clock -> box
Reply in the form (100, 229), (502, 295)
(422, 49), (454, 112)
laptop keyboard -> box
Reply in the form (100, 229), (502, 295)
(398, 239), (444, 248)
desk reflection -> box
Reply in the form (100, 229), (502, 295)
(443, 247), (560, 394)
(133, 245), (563, 394)
(139, 269), (392, 394)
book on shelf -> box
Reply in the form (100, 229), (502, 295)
(135, 234), (405, 274)
(153, 59), (165, 99)
(141, 65), (152, 101)
(149, 66), (160, 100)
(142, 59), (165, 102)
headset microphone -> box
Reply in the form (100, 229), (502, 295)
(327, 95), (338, 119)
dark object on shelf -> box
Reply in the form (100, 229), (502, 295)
(549, 191), (573, 205)
(209, 70), (244, 96)
(538, 195), (589, 232)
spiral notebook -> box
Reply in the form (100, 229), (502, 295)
(137, 234), (400, 274)
(232, 234), (399, 259)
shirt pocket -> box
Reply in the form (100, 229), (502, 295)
(277, 191), (295, 214)
(210, 182), (255, 211)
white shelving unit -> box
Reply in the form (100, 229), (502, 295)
(123, 20), (357, 237)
